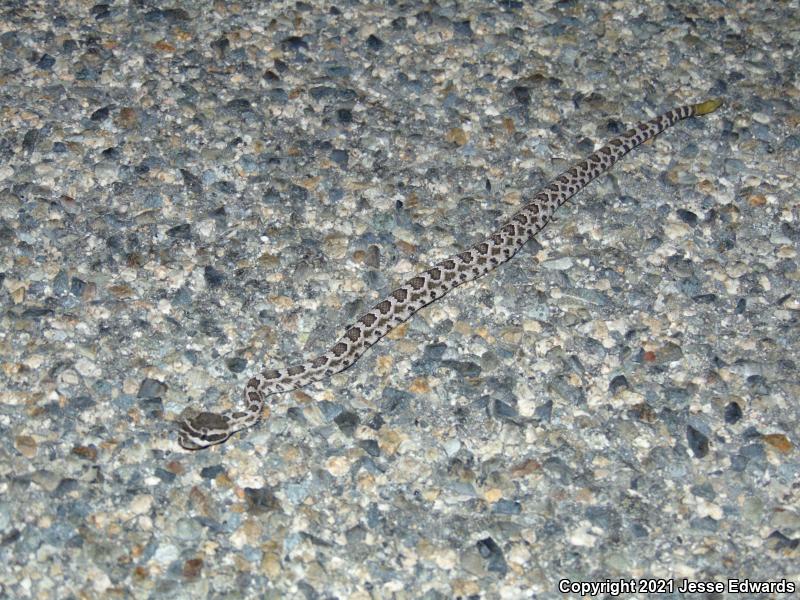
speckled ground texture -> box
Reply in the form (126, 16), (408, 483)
(1, 0), (798, 598)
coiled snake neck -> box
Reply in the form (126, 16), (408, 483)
(178, 98), (723, 450)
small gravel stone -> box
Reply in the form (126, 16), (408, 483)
(609, 374), (629, 394)
(476, 537), (507, 575)
(687, 426), (710, 458)
(365, 34), (384, 51)
(724, 401), (743, 424)
(200, 465), (225, 479)
(138, 379), (167, 398)
(676, 208), (698, 226)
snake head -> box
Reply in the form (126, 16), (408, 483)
(178, 411), (233, 450)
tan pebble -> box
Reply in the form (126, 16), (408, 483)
(71, 445), (98, 461)
(503, 190), (523, 207)
(116, 107), (137, 128)
(575, 487), (595, 503)
(568, 523), (598, 547)
(300, 176), (320, 190)
(445, 127), (468, 146)
(484, 488), (502, 503)
(323, 234), (348, 259)
(261, 553), (281, 578)
(507, 542), (532, 566)
(697, 179), (715, 194)
(182, 558), (203, 579)
(216, 472), (234, 488)
(385, 322), (407, 340)
(422, 488), (440, 502)
(356, 472), (375, 491)
(452, 321), (471, 336)
(3, 278), (25, 294)
(75, 357), (100, 377)
(364, 245), (380, 268)
(511, 458), (540, 477)
(409, 377), (430, 393)
(242, 518), (263, 541)
(522, 319), (542, 333)
(325, 455), (351, 477)
(396, 239), (416, 254)
(2, 363), (23, 376)
(58, 369), (80, 385)
(165, 460), (184, 475)
(283, 445), (301, 462)
(15, 435), (37, 458)
(291, 390), (312, 405)
(763, 433), (792, 453)
(500, 327), (523, 345)
(664, 222), (691, 239)
(435, 548), (457, 569)
(129, 495), (152, 515)
(452, 579), (480, 597)
(153, 40), (176, 52)
(108, 284), (134, 298)
(375, 355), (393, 376)
(378, 429), (402, 455)
(271, 295), (294, 309)
(258, 252), (280, 267)
(417, 538), (435, 560)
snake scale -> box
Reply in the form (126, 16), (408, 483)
(178, 98), (722, 450)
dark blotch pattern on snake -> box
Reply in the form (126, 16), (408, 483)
(178, 98), (723, 450)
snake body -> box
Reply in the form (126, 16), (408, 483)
(178, 98), (722, 450)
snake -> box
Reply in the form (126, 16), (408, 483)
(178, 98), (723, 450)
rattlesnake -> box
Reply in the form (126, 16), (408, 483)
(178, 98), (723, 450)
